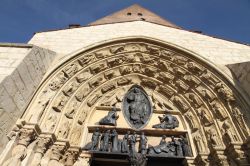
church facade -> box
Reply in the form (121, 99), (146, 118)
(0, 4), (250, 166)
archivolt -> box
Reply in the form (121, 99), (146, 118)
(21, 37), (250, 164)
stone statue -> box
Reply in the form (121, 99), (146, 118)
(99, 107), (119, 126)
(100, 130), (111, 152)
(2, 145), (27, 166)
(123, 85), (152, 129)
(139, 132), (147, 155)
(179, 136), (192, 156)
(121, 131), (130, 153)
(111, 129), (119, 152)
(148, 135), (177, 157)
(129, 132), (137, 154)
(90, 128), (101, 150)
(152, 114), (179, 129)
(171, 136), (183, 157)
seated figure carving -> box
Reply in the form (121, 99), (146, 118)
(152, 114), (179, 129)
(99, 107), (119, 126)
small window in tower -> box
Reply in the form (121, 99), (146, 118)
(141, 18), (145, 21)
(138, 13), (143, 16)
(127, 12), (132, 16)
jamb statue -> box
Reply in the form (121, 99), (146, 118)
(99, 107), (119, 126)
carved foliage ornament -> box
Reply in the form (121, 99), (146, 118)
(122, 85), (153, 129)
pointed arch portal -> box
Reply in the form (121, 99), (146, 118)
(1, 38), (250, 166)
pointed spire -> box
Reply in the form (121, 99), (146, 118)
(89, 4), (181, 29)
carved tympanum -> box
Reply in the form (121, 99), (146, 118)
(122, 85), (153, 129)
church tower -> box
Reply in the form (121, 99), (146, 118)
(0, 4), (250, 166)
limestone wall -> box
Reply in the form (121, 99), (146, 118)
(0, 44), (56, 153)
(29, 21), (250, 66)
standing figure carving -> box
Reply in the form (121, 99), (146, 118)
(121, 131), (130, 153)
(99, 107), (119, 126)
(139, 132), (148, 155)
(111, 129), (119, 152)
(100, 130), (111, 152)
(123, 85), (152, 129)
(152, 114), (179, 129)
(90, 128), (101, 150)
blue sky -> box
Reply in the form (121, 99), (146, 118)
(0, 0), (249, 44)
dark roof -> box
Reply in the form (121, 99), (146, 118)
(89, 4), (181, 29)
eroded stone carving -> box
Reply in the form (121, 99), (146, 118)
(158, 85), (175, 98)
(123, 85), (152, 129)
(101, 83), (116, 94)
(211, 101), (228, 120)
(88, 76), (104, 88)
(62, 80), (80, 97)
(90, 128), (101, 150)
(78, 54), (95, 67)
(117, 77), (132, 86)
(175, 80), (189, 92)
(75, 86), (91, 102)
(52, 94), (69, 112)
(63, 63), (79, 78)
(215, 83), (235, 102)
(206, 128), (221, 147)
(187, 93), (203, 108)
(120, 66), (132, 75)
(152, 114), (179, 129)
(99, 107), (119, 126)
(141, 78), (157, 89)
(186, 62), (204, 75)
(70, 125), (82, 145)
(65, 100), (79, 119)
(58, 120), (71, 139)
(90, 62), (108, 74)
(194, 132), (206, 153)
(44, 113), (58, 132)
(157, 72), (174, 83)
(184, 111), (199, 131)
(87, 93), (101, 107)
(49, 72), (68, 91)
(173, 96), (190, 112)
(75, 71), (92, 83)
(197, 107), (213, 126)
(222, 120), (239, 143)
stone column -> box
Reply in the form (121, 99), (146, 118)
(73, 152), (92, 166)
(30, 134), (55, 166)
(48, 141), (69, 166)
(2, 125), (38, 166)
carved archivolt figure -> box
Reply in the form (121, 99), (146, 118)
(194, 132), (206, 153)
(206, 128), (221, 146)
(211, 102), (228, 120)
(58, 120), (71, 139)
(44, 113), (57, 132)
(197, 108), (213, 126)
(222, 120), (238, 143)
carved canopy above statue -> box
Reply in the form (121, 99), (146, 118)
(2, 37), (250, 166)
